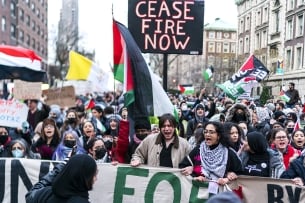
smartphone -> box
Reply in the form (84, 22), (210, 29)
(71, 145), (77, 157)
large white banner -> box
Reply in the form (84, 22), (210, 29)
(1, 158), (304, 203)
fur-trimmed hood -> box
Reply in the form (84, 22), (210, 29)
(225, 103), (251, 124)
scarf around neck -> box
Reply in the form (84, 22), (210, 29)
(200, 142), (228, 180)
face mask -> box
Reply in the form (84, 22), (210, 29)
(67, 118), (76, 124)
(64, 140), (76, 148)
(287, 128), (294, 134)
(12, 149), (24, 158)
(278, 118), (286, 123)
(233, 113), (246, 122)
(104, 140), (113, 150)
(181, 105), (187, 111)
(95, 148), (107, 160)
(0, 135), (8, 145)
(136, 133), (148, 141)
(243, 129), (248, 136)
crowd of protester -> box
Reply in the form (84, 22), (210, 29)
(2, 87), (305, 193)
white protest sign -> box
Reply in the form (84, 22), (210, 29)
(0, 99), (28, 128)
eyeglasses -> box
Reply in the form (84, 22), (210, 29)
(204, 130), (217, 135)
(44, 124), (55, 129)
(275, 136), (287, 140)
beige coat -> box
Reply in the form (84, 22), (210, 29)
(131, 133), (191, 168)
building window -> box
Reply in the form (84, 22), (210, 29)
(231, 42), (236, 53)
(36, 8), (40, 18)
(19, 30), (24, 42)
(31, 2), (35, 12)
(256, 11), (261, 26)
(10, 2), (16, 18)
(10, 24), (16, 38)
(295, 47), (303, 69)
(262, 7), (268, 23)
(262, 30), (267, 47)
(245, 16), (250, 31)
(255, 33), (260, 50)
(273, 10), (280, 33)
(296, 14), (304, 37)
(32, 38), (35, 49)
(286, 19), (293, 40)
(26, 0), (30, 7)
(41, 13), (44, 23)
(239, 39), (243, 55)
(286, 49), (292, 71)
(231, 33), (236, 40)
(208, 31), (215, 39)
(19, 9), (24, 21)
(245, 37), (249, 53)
(37, 25), (40, 35)
(288, 0), (294, 10)
(216, 43), (221, 53)
(1, 16), (6, 32)
(216, 32), (222, 39)
(32, 20), (35, 31)
(239, 20), (244, 33)
(208, 42), (215, 52)
(223, 43), (229, 53)
(26, 34), (30, 46)
(1, 0), (6, 7)
(26, 15), (30, 26)
(297, 0), (305, 6)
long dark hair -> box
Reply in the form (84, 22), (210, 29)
(198, 121), (230, 147)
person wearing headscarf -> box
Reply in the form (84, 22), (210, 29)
(0, 126), (11, 157)
(25, 154), (98, 203)
(186, 103), (209, 139)
(239, 131), (285, 178)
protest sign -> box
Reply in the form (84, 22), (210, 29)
(13, 80), (42, 100)
(0, 99), (28, 128)
(42, 86), (75, 107)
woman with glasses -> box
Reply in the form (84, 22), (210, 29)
(179, 121), (242, 186)
(239, 131), (285, 178)
(31, 118), (61, 160)
(9, 138), (40, 159)
(270, 128), (300, 169)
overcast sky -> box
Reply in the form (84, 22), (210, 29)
(48, 0), (237, 66)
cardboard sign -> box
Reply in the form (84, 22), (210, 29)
(42, 86), (75, 107)
(0, 99), (28, 128)
(13, 80), (42, 100)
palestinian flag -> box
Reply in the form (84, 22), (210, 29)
(203, 66), (214, 81)
(0, 45), (47, 82)
(279, 90), (290, 102)
(113, 20), (134, 107)
(178, 85), (195, 95)
(113, 20), (175, 119)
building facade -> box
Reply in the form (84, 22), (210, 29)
(0, 0), (48, 65)
(164, 18), (237, 95)
(236, 0), (305, 99)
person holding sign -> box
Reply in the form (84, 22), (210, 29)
(179, 121), (242, 186)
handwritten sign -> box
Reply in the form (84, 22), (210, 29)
(0, 99), (28, 128)
(13, 80), (42, 100)
(42, 86), (75, 108)
(128, 0), (204, 54)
